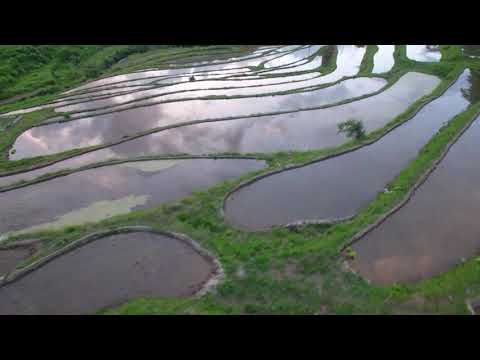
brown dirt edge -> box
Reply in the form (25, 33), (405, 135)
(221, 70), (463, 232)
(0, 226), (225, 299)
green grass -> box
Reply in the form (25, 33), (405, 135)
(3, 45), (480, 315)
(358, 45), (378, 75)
(0, 46), (148, 102)
(0, 45), (238, 115)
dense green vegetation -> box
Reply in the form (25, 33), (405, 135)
(0, 45), (234, 114)
(358, 45), (378, 75)
(2, 45), (480, 315)
(0, 46), (157, 101)
(337, 119), (366, 140)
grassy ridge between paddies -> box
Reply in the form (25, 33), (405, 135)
(358, 45), (378, 75)
(0, 45), (250, 115)
(3, 45), (480, 315)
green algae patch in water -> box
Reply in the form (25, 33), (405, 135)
(12, 194), (150, 236)
(0, 159), (265, 236)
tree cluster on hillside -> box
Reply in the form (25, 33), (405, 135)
(0, 45), (164, 101)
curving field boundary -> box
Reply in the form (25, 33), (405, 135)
(0, 226), (224, 298)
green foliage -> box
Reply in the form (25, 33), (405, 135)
(358, 45), (378, 74)
(337, 119), (366, 140)
(345, 247), (357, 260)
(0, 45), (172, 103)
(440, 45), (463, 62)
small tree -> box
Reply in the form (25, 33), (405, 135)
(337, 119), (366, 140)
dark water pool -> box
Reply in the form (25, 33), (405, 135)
(0, 231), (215, 314)
(351, 114), (480, 284)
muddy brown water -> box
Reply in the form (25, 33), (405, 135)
(0, 159), (265, 236)
(0, 231), (215, 314)
(223, 69), (475, 230)
(350, 114), (480, 284)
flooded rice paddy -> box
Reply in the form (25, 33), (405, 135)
(406, 45), (442, 62)
(224, 70), (474, 230)
(372, 45), (395, 73)
(0, 159), (265, 236)
(10, 77), (391, 159)
(10, 72), (438, 160)
(0, 231), (216, 314)
(53, 73), (381, 114)
(350, 114), (480, 284)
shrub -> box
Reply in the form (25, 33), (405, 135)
(337, 119), (366, 140)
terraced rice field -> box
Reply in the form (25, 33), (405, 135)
(1, 44), (480, 315)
